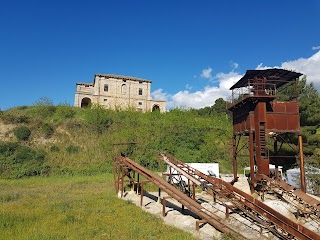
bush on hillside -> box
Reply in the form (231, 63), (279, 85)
(0, 111), (29, 124)
(14, 126), (31, 141)
(0, 142), (48, 179)
(83, 105), (113, 133)
(41, 123), (54, 138)
(55, 104), (75, 119)
(33, 97), (56, 118)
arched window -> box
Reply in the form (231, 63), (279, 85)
(121, 84), (127, 94)
(81, 98), (91, 108)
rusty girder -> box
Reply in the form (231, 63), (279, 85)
(113, 156), (245, 239)
(158, 153), (320, 240)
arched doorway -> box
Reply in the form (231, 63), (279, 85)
(152, 105), (160, 112)
(81, 97), (91, 108)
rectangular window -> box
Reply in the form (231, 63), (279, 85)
(138, 88), (143, 95)
(138, 102), (142, 105)
(104, 84), (108, 92)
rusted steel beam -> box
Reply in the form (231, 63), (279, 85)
(114, 156), (245, 239)
(159, 153), (320, 240)
(249, 131), (255, 192)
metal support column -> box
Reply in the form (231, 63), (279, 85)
(249, 131), (255, 193)
(232, 135), (237, 180)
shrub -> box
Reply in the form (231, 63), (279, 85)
(55, 105), (75, 119)
(83, 105), (113, 133)
(0, 144), (48, 179)
(33, 97), (56, 118)
(0, 112), (29, 124)
(41, 123), (54, 138)
(14, 126), (31, 141)
(66, 145), (79, 154)
(50, 145), (60, 152)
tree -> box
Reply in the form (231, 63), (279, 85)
(299, 81), (320, 126)
(195, 98), (228, 116)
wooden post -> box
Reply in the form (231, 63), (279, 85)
(140, 182), (144, 207)
(298, 134), (306, 193)
(162, 198), (166, 217)
(225, 205), (229, 219)
(192, 183), (195, 200)
(121, 166), (124, 198)
(137, 173), (140, 194)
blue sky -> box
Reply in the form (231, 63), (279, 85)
(1, 0), (319, 110)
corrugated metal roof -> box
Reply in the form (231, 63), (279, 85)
(230, 68), (303, 90)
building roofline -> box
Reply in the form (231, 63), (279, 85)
(94, 74), (152, 83)
(76, 82), (94, 86)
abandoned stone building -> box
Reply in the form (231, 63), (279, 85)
(74, 74), (166, 112)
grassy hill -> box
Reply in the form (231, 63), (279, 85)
(0, 104), (233, 179)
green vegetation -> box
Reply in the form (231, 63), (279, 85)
(0, 174), (194, 240)
(0, 77), (319, 182)
(14, 126), (31, 141)
(0, 103), (233, 179)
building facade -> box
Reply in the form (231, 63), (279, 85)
(74, 74), (166, 112)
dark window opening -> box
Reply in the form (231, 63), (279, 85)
(138, 102), (142, 105)
(104, 84), (108, 92)
(139, 88), (143, 95)
(81, 98), (92, 108)
(152, 105), (160, 112)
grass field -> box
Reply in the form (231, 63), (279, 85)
(0, 174), (194, 240)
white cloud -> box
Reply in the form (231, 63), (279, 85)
(312, 46), (320, 50)
(169, 70), (242, 109)
(201, 67), (213, 79)
(256, 50), (320, 92)
(151, 88), (167, 101)
(157, 51), (320, 110)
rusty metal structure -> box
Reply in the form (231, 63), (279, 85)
(227, 69), (307, 192)
(112, 155), (245, 239)
(111, 69), (320, 239)
(113, 154), (320, 240)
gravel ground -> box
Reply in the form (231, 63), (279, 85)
(118, 176), (319, 240)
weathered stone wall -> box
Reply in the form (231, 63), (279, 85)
(74, 74), (166, 112)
